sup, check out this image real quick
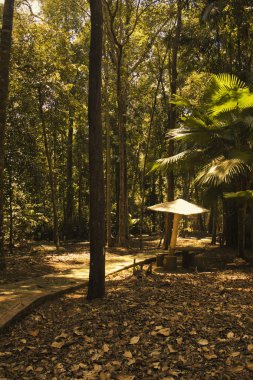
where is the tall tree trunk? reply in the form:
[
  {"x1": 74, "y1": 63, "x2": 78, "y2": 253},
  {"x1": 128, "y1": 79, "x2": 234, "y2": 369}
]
[
  {"x1": 237, "y1": 200, "x2": 246, "y2": 258},
  {"x1": 117, "y1": 47, "x2": 128, "y2": 247},
  {"x1": 139, "y1": 65, "x2": 164, "y2": 249},
  {"x1": 64, "y1": 109, "x2": 74, "y2": 240},
  {"x1": 8, "y1": 164, "x2": 13, "y2": 254},
  {"x1": 38, "y1": 86, "x2": 60, "y2": 249},
  {"x1": 104, "y1": 48, "x2": 112, "y2": 247},
  {"x1": 0, "y1": 0, "x2": 15, "y2": 276},
  {"x1": 164, "y1": 0, "x2": 182, "y2": 250},
  {"x1": 87, "y1": 0, "x2": 105, "y2": 300}
]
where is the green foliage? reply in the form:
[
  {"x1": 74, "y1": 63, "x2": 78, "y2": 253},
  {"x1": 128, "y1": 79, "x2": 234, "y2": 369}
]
[{"x1": 224, "y1": 190, "x2": 253, "y2": 199}]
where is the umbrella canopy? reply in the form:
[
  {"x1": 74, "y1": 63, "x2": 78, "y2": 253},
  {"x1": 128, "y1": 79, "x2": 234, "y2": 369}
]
[{"x1": 148, "y1": 198, "x2": 208, "y2": 216}]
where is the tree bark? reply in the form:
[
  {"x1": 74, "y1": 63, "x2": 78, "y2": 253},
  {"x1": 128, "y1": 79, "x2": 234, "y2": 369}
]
[
  {"x1": 64, "y1": 109, "x2": 74, "y2": 240},
  {"x1": 117, "y1": 46, "x2": 128, "y2": 247},
  {"x1": 38, "y1": 86, "x2": 60, "y2": 249},
  {"x1": 237, "y1": 200, "x2": 246, "y2": 258},
  {"x1": 104, "y1": 46, "x2": 112, "y2": 247},
  {"x1": 164, "y1": 0, "x2": 182, "y2": 250},
  {"x1": 0, "y1": 0, "x2": 15, "y2": 276},
  {"x1": 87, "y1": 0, "x2": 105, "y2": 300}
]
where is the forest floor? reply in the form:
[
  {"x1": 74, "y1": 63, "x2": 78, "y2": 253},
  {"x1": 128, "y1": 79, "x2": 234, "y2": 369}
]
[
  {"x1": 1, "y1": 235, "x2": 218, "y2": 284},
  {"x1": 0, "y1": 266, "x2": 253, "y2": 380},
  {"x1": 1, "y1": 237, "x2": 253, "y2": 379}
]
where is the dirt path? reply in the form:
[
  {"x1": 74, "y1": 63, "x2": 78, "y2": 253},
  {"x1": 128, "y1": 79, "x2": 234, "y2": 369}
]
[{"x1": 0, "y1": 252, "x2": 155, "y2": 331}]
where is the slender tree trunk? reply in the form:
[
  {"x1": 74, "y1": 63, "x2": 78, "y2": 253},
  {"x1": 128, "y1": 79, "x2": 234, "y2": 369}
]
[
  {"x1": 211, "y1": 203, "x2": 217, "y2": 245},
  {"x1": 139, "y1": 66, "x2": 164, "y2": 249},
  {"x1": 0, "y1": 0, "x2": 15, "y2": 276},
  {"x1": 117, "y1": 47, "x2": 128, "y2": 247},
  {"x1": 64, "y1": 109, "x2": 74, "y2": 240},
  {"x1": 8, "y1": 164, "x2": 13, "y2": 254},
  {"x1": 38, "y1": 86, "x2": 60, "y2": 249},
  {"x1": 87, "y1": 0, "x2": 105, "y2": 300},
  {"x1": 164, "y1": 0, "x2": 182, "y2": 250},
  {"x1": 104, "y1": 49, "x2": 112, "y2": 247},
  {"x1": 237, "y1": 200, "x2": 246, "y2": 258}
]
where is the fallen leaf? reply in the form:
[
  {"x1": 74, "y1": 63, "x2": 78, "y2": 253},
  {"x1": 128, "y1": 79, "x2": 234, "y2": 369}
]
[
  {"x1": 26, "y1": 366, "x2": 33, "y2": 372},
  {"x1": 230, "y1": 352, "x2": 240, "y2": 357},
  {"x1": 176, "y1": 337, "x2": 183, "y2": 345},
  {"x1": 103, "y1": 344, "x2": 109, "y2": 353},
  {"x1": 158, "y1": 328, "x2": 170, "y2": 337},
  {"x1": 246, "y1": 362, "x2": 253, "y2": 372},
  {"x1": 247, "y1": 344, "x2": 253, "y2": 352},
  {"x1": 55, "y1": 332, "x2": 68, "y2": 339},
  {"x1": 94, "y1": 364, "x2": 102, "y2": 372},
  {"x1": 28, "y1": 330, "x2": 39, "y2": 337},
  {"x1": 73, "y1": 328, "x2": 83, "y2": 336},
  {"x1": 168, "y1": 345, "x2": 177, "y2": 353},
  {"x1": 130, "y1": 336, "x2": 140, "y2": 345},
  {"x1": 198, "y1": 339, "x2": 209, "y2": 346},
  {"x1": 204, "y1": 354, "x2": 217, "y2": 360},
  {"x1": 123, "y1": 351, "x2": 133, "y2": 359},
  {"x1": 228, "y1": 365, "x2": 244, "y2": 373},
  {"x1": 51, "y1": 341, "x2": 65, "y2": 349},
  {"x1": 71, "y1": 364, "x2": 80, "y2": 372},
  {"x1": 227, "y1": 332, "x2": 234, "y2": 339},
  {"x1": 100, "y1": 372, "x2": 106, "y2": 380}
]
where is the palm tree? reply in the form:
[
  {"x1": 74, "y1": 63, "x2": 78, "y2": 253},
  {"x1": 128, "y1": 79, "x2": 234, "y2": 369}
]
[{"x1": 152, "y1": 73, "x2": 253, "y2": 257}]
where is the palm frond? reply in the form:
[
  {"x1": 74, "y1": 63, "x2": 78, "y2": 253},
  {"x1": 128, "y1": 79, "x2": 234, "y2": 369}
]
[
  {"x1": 205, "y1": 74, "x2": 253, "y2": 116},
  {"x1": 170, "y1": 94, "x2": 193, "y2": 108},
  {"x1": 195, "y1": 156, "x2": 250, "y2": 186},
  {"x1": 150, "y1": 149, "x2": 203, "y2": 172}
]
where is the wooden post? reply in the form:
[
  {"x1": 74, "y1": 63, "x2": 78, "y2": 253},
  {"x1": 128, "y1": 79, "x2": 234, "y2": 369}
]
[{"x1": 169, "y1": 213, "x2": 181, "y2": 254}]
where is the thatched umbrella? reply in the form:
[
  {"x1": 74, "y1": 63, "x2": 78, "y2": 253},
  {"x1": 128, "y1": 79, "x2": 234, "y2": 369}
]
[{"x1": 148, "y1": 198, "x2": 208, "y2": 254}]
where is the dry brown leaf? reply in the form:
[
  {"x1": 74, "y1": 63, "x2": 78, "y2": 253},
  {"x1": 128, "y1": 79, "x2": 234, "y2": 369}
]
[
  {"x1": 55, "y1": 332, "x2": 68, "y2": 339},
  {"x1": 227, "y1": 332, "x2": 234, "y2": 339},
  {"x1": 130, "y1": 336, "x2": 140, "y2": 345},
  {"x1": 35, "y1": 367, "x2": 43, "y2": 372},
  {"x1": 198, "y1": 339, "x2": 209, "y2": 346},
  {"x1": 230, "y1": 352, "x2": 240, "y2": 357},
  {"x1": 51, "y1": 341, "x2": 65, "y2": 349},
  {"x1": 150, "y1": 350, "x2": 161, "y2": 357},
  {"x1": 168, "y1": 345, "x2": 177, "y2": 353},
  {"x1": 28, "y1": 330, "x2": 39, "y2": 337},
  {"x1": 246, "y1": 362, "x2": 253, "y2": 372},
  {"x1": 123, "y1": 351, "x2": 133, "y2": 359},
  {"x1": 71, "y1": 364, "x2": 80, "y2": 372},
  {"x1": 94, "y1": 364, "x2": 102, "y2": 372},
  {"x1": 73, "y1": 328, "x2": 83, "y2": 336},
  {"x1": 100, "y1": 372, "x2": 106, "y2": 380},
  {"x1": 26, "y1": 366, "x2": 33, "y2": 372},
  {"x1": 158, "y1": 328, "x2": 170, "y2": 337},
  {"x1": 228, "y1": 365, "x2": 244, "y2": 373},
  {"x1": 117, "y1": 375, "x2": 135, "y2": 380},
  {"x1": 176, "y1": 337, "x2": 183, "y2": 345},
  {"x1": 103, "y1": 344, "x2": 109, "y2": 353},
  {"x1": 247, "y1": 344, "x2": 253, "y2": 352},
  {"x1": 204, "y1": 354, "x2": 217, "y2": 360}
]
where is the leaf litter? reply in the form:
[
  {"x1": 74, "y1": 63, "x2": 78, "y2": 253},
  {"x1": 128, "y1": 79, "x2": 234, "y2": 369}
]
[{"x1": 0, "y1": 269, "x2": 253, "y2": 379}]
